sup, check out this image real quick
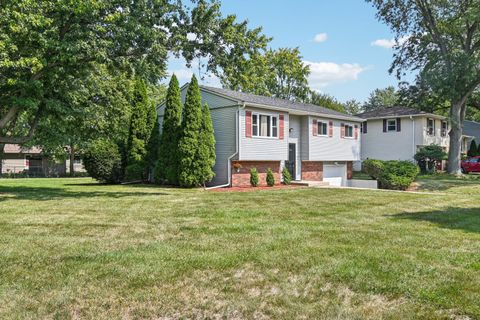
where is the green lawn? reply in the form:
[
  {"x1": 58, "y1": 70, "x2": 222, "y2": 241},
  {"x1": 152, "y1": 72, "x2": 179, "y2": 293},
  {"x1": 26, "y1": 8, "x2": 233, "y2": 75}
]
[{"x1": 0, "y1": 178, "x2": 479, "y2": 319}]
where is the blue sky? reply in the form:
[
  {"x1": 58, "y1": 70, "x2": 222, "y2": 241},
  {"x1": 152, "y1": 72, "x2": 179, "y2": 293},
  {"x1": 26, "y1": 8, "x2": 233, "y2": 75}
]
[{"x1": 168, "y1": 0, "x2": 408, "y2": 103}]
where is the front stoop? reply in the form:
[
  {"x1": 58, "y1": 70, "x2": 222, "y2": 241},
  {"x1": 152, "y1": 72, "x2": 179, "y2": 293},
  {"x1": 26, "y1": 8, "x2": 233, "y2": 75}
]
[{"x1": 291, "y1": 180, "x2": 330, "y2": 187}]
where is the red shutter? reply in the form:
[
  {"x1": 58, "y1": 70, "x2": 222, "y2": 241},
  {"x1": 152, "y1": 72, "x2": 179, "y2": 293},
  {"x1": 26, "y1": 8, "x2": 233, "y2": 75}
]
[
  {"x1": 279, "y1": 114, "x2": 284, "y2": 140},
  {"x1": 245, "y1": 111, "x2": 252, "y2": 138},
  {"x1": 312, "y1": 119, "x2": 318, "y2": 136},
  {"x1": 354, "y1": 124, "x2": 359, "y2": 139},
  {"x1": 328, "y1": 121, "x2": 333, "y2": 137},
  {"x1": 340, "y1": 123, "x2": 345, "y2": 138}
]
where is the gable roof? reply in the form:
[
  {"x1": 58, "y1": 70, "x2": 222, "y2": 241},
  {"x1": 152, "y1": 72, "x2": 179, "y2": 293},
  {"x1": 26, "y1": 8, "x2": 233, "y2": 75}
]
[
  {"x1": 356, "y1": 106, "x2": 446, "y2": 120},
  {"x1": 464, "y1": 120, "x2": 480, "y2": 141},
  {"x1": 199, "y1": 85, "x2": 363, "y2": 122}
]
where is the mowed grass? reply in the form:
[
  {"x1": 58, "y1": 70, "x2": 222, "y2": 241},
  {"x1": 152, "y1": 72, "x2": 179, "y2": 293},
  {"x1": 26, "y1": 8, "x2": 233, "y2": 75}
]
[{"x1": 0, "y1": 178, "x2": 479, "y2": 319}]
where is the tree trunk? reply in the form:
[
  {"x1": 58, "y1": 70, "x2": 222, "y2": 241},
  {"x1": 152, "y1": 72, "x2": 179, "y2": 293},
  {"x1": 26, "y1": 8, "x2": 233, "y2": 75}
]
[
  {"x1": 447, "y1": 101, "x2": 463, "y2": 175},
  {"x1": 69, "y1": 145, "x2": 75, "y2": 177}
]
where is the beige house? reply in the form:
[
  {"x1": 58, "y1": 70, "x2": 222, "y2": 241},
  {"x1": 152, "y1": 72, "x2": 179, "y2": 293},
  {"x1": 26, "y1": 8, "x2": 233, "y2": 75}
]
[
  {"x1": 356, "y1": 106, "x2": 473, "y2": 170},
  {"x1": 1, "y1": 144, "x2": 85, "y2": 176}
]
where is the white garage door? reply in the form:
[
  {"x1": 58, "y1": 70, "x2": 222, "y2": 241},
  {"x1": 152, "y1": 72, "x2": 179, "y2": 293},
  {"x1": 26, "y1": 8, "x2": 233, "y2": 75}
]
[{"x1": 323, "y1": 164, "x2": 347, "y2": 187}]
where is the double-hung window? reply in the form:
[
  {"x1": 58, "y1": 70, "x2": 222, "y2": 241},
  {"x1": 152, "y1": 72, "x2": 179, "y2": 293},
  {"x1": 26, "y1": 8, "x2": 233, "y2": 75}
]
[
  {"x1": 387, "y1": 119, "x2": 397, "y2": 132},
  {"x1": 344, "y1": 124, "x2": 354, "y2": 138},
  {"x1": 317, "y1": 121, "x2": 328, "y2": 136},
  {"x1": 427, "y1": 118, "x2": 435, "y2": 136},
  {"x1": 252, "y1": 113, "x2": 278, "y2": 138},
  {"x1": 441, "y1": 121, "x2": 448, "y2": 137}
]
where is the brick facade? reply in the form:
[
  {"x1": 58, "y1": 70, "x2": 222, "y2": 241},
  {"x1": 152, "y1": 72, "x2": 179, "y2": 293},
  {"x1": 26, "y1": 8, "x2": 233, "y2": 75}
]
[
  {"x1": 231, "y1": 161, "x2": 281, "y2": 187},
  {"x1": 347, "y1": 161, "x2": 353, "y2": 179},
  {"x1": 301, "y1": 161, "x2": 323, "y2": 181}
]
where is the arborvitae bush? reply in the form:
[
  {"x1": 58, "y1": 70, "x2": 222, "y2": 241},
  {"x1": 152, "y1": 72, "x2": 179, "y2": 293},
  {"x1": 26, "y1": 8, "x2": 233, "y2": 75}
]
[
  {"x1": 282, "y1": 167, "x2": 292, "y2": 185},
  {"x1": 250, "y1": 168, "x2": 259, "y2": 187},
  {"x1": 266, "y1": 168, "x2": 275, "y2": 187}
]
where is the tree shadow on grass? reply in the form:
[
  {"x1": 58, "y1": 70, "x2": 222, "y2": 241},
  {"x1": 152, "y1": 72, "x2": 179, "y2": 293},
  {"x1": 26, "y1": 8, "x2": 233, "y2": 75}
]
[
  {"x1": 415, "y1": 175, "x2": 480, "y2": 192},
  {"x1": 388, "y1": 207, "x2": 480, "y2": 233},
  {"x1": 0, "y1": 185, "x2": 170, "y2": 202}
]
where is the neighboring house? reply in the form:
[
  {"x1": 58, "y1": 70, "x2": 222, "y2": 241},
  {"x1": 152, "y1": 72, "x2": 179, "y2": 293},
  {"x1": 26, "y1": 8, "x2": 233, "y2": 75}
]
[
  {"x1": 0, "y1": 144, "x2": 85, "y2": 176},
  {"x1": 464, "y1": 120, "x2": 480, "y2": 145},
  {"x1": 356, "y1": 106, "x2": 472, "y2": 170},
  {"x1": 157, "y1": 85, "x2": 363, "y2": 187}
]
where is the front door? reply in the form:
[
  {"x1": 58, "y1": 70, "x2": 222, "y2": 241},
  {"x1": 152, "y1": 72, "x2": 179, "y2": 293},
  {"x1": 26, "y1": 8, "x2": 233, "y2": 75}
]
[{"x1": 286, "y1": 143, "x2": 296, "y2": 180}]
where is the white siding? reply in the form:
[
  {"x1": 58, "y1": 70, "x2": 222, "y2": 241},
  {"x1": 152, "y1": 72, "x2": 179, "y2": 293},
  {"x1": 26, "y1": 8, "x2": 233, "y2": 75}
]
[
  {"x1": 239, "y1": 107, "x2": 288, "y2": 161},
  {"x1": 416, "y1": 117, "x2": 449, "y2": 148},
  {"x1": 308, "y1": 116, "x2": 361, "y2": 161},
  {"x1": 361, "y1": 118, "x2": 415, "y2": 161}
]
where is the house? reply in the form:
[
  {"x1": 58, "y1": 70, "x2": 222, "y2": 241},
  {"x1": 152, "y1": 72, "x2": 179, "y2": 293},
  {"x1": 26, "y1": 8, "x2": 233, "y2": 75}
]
[
  {"x1": 464, "y1": 120, "x2": 480, "y2": 145},
  {"x1": 0, "y1": 144, "x2": 85, "y2": 176},
  {"x1": 157, "y1": 85, "x2": 363, "y2": 187},
  {"x1": 356, "y1": 106, "x2": 472, "y2": 169}
]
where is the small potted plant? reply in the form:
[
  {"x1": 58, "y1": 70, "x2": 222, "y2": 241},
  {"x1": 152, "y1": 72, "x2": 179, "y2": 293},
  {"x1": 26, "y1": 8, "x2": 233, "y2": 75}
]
[{"x1": 233, "y1": 162, "x2": 243, "y2": 173}]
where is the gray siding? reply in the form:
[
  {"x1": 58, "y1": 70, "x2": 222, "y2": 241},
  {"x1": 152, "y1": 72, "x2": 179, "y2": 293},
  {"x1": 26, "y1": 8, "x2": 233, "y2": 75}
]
[
  {"x1": 239, "y1": 107, "x2": 288, "y2": 161},
  {"x1": 209, "y1": 106, "x2": 237, "y2": 186},
  {"x1": 308, "y1": 116, "x2": 361, "y2": 161},
  {"x1": 300, "y1": 116, "x2": 310, "y2": 160}
]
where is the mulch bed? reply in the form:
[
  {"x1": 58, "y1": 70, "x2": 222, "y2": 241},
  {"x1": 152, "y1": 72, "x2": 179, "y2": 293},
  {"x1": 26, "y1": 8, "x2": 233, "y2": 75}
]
[{"x1": 209, "y1": 184, "x2": 306, "y2": 192}]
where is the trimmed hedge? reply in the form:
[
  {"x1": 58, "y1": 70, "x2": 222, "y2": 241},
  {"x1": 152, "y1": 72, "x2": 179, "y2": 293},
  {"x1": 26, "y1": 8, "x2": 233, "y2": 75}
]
[
  {"x1": 363, "y1": 159, "x2": 419, "y2": 190},
  {"x1": 83, "y1": 139, "x2": 122, "y2": 183},
  {"x1": 250, "y1": 168, "x2": 259, "y2": 187},
  {"x1": 282, "y1": 167, "x2": 292, "y2": 185},
  {"x1": 266, "y1": 168, "x2": 275, "y2": 187}
]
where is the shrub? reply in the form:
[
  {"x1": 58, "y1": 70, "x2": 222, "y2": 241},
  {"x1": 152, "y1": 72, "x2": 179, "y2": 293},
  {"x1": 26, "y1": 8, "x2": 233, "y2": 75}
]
[
  {"x1": 266, "y1": 168, "x2": 275, "y2": 187},
  {"x1": 362, "y1": 159, "x2": 385, "y2": 179},
  {"x1": 282, "y1": 167, "x2": 292, "y2": 185},
  {"x1": 414, "y1": 144, "x2": 447, "y2": 173},
  {"x1": 83, "y1": 139, "x2": 122, "y2": 183},
  {"x1": 379, "y1": 160, "x2": 419, "y2": 190},
  {"x1": 467, "y1": 140, "x2": 478, "y2": 157},
  {"x1": 250, "y1": 168, "x2": 259, "y2": 187},
  {"x1": 125, "y1": 161, "x2": 146, "y2": 181}
]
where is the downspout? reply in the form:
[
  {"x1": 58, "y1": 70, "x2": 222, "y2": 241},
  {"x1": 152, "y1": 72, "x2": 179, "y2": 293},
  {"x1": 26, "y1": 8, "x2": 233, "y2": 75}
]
[{"x1": 206, "y1": 103, "x2": 245, "y2": 189}]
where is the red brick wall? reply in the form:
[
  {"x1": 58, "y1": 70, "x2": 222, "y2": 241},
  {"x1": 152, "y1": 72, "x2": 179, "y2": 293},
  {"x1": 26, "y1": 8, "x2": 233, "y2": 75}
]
[
  {"x1": 347, "y1": 161, "x2": 353, "y2": 179},
  {"x1": 301, "y1": 161, "x2": 323, "y2": 181},
  {"x1": 231, "y1": 161, "x2": 281, "y2": 187}
]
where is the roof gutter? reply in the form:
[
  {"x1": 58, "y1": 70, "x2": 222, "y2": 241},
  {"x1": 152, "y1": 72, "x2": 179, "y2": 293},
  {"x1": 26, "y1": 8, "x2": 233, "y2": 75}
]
[{"x1": 206, "y1": 103, "x2": 245, "y2": 190}]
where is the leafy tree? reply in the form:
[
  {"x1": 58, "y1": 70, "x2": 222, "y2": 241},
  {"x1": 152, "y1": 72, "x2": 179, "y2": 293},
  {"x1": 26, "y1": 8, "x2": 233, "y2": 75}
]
[
  {"x1": 0, "y1": 0, "x2": 269, "y2": 146},
  {"x1": 146, "y1": 115, "x2": 161, "y2": 182},
  {"x1": 414, "y1": 144, "x2": 448, "y2": 173},
  {"x1": 344, "y1": 99, "x2": 363, "y2": 115},
  {"x1": 157, "y1": 75, "x2": 183, "y2": 184},
  {"x1": 468, "y1": 140, "x2": 478, "y2": 157},
  {"x1": 83, "y1": 139, "x2": 122, "y2": 184},
  {"x1": 307, "y1": 92, "x2": 346, "y2": 113},
  {"x1": 367, "y1": 0, "x2": 480, "y2": 174},
  {"x1": 125, "y1": 78, "x2": 154, "y2": 180},
  {"x1": 221, "y1": 48, "x2": 310, "y2": 102},
  {"x1": 198, "y1": 103, "x2": 216, "y2": 186},
  {"x1": 363, "y1": 86, "x2": 399, "y2": 112},
  {"x1": 178, "y1": 75, "x2": 203, "y2": 187}
]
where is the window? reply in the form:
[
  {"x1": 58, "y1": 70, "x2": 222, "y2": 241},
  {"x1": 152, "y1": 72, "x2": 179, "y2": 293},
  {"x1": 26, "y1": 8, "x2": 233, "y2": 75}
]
[
  {"x1": 74, "y1": 157, "x2": 82, "y2": 164},
  {"x1": 344, "y1": 124, "x2": 354, "y2": 138},
  {"x1": 317, "y1": 121, "x2": 328, "y2": 136},
  {"x1": 387, "y1": 119, "x2": 397, "y2": 132},
  {"x1": 252, "y1": 113, "x2": 278, "y2": 138},
  {"x1": 441, "y1": 121, "x2": 448, "y2": 137},
  {"x1": 427, "y1": 118, "x2": 435, "y2": 135}
]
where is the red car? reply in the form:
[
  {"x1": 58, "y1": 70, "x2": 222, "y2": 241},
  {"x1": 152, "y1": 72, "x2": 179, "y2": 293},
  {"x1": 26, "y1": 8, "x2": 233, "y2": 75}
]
[{"x1": 461, "y1": 156, "x2": 480, "y2": 173}]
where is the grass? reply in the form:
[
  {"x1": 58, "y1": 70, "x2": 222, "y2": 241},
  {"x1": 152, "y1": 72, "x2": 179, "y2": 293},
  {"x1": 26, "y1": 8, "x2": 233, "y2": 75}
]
[{"x1": 0, "y1": 177, "x2": 479, "y2": 319}]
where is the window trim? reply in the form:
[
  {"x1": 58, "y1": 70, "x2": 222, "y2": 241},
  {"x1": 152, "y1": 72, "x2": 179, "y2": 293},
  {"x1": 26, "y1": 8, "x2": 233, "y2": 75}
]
[
  {"x1": 251, "y1": 112, "x2": 279, "y2": 139},
  {"x1": 427, "y1": 118, "x2": 435, "y2": 136},
  {"x1": 344, "y1": 124, "x2": 354, "y2": 139},
  {"x1": 316, "y1": 120, "x2": 328, "y2": 137},
  {"x1": 386, "y1": 118, "x2": 397, "y2": 132},
  {"x1": 441, "y1": 121, "x2": 448, "y2": 137}
]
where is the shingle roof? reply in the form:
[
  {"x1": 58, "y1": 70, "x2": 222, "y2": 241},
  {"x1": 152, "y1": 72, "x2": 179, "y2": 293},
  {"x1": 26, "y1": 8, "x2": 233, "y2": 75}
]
[
  {"x1": 464, "y1": 120, "x2": 480, "y2": 141},
  {"x1": 200, "y1": 85, "x2": 363, "y2": 121},
  {"x1": 356, "y1": 106, "x2": 444, "y2": 119}
]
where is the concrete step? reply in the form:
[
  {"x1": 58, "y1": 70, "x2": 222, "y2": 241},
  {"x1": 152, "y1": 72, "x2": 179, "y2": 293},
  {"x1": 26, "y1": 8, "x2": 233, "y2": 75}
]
[{"x1": 291, "y1": 180, "x2": 330, "y2": 187}]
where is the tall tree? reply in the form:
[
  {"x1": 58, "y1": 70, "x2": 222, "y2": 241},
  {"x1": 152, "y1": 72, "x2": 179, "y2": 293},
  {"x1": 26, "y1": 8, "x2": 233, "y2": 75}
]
[
  {"x1": 307, "y1": 92, "x2": 346, "y2": 113},
  {"x1": 178, "y1": 75, "x2": 203, "y2": 187},
  {"x1": 0, "y1": 0, "x2": 269, "y2": 146},
  {"x1": 344, "y1": 99, "x2": 363, "y2": 115},
  {"x1": 367, "y1": 0, "x2": 480, "y2": 174},
  {"x1": 124, "y1": 78, "x2": 154, "y2": 180},
  {"x1": 157, "y1": 75, "x2": 183, "y2": 184},
  {"x1": 363, "y1": 86, "x2": 400, "y2": 112},
  {"x1": 198, "y1": 103, "x2": 216, "y2": 186},
  {"x1": 221, "y1": 48, "x2": 310, "y2": 102}
]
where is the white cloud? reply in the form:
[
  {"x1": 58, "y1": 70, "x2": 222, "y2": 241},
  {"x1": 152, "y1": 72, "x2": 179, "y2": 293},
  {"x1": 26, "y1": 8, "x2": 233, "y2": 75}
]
[
  {"x1": 313, "y1": 33, "x2": 328, "y2": 43},
  {"x1": 371, "y1": 36, "x2": 409, "y2": 49},
  {"x1": 303, "y1": 61, "x2": 367, "y2": 90}
]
